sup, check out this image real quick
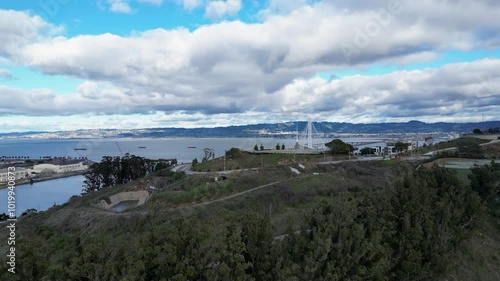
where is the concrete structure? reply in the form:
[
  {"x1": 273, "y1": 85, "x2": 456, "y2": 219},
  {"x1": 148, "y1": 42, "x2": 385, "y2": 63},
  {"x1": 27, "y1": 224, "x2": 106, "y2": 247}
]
[
  {"x1": 32, "y1": 161, "x2": 88, "y2": 174},
  {"x1": 92, "y1": 191, "x2": 150, "y2": 211},
  {"x1": 0, "y1": 167, "x2": 32, "y2": 183}
]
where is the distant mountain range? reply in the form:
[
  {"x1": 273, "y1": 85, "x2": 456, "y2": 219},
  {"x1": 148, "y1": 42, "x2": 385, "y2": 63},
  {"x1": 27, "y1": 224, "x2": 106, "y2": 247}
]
[{"x1": 1, "y1": 121, "x2": 500, "y2": 139}]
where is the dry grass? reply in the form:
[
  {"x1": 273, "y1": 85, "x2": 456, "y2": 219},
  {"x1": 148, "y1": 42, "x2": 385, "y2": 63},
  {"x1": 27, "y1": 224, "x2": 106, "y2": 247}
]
[
  {"x1": 482, "y1": 142, "x2": 500, "y2": 159},
  {"x1": 192, "y1": 151, "x2": 348, "y2": 172}
]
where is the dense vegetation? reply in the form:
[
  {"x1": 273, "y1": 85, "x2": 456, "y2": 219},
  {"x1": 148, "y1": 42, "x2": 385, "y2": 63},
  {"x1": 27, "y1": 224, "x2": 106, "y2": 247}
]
[
  {"x1": 325, "y1": 139, "x2": 354, "y2": 155},
  {"x1": 191, "y1": 150, "x2": 333, "y2": 172},
  {"x1": 82, "y1": 154, "x2": 172, "y2": 194},
  {"x1": 416, "y1": 137, "x2": 489, "y2": 158},
  {"x1": 360, "y1": 147, "x2": 376, "y2": 155},
  {"x1": 469, "y1": 161, "x2": 500, "y2": 212},
  {"x1": 1, "y1": 161, "x2": 499, "y2": 280},
  {"x1": 472, "y1": 127, "x2": 500, "y2": 135}
]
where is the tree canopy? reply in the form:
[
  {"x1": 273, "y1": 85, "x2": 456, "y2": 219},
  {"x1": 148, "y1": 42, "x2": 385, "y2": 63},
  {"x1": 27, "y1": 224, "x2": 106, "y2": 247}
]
[
  {"x1": 393, "y1": 141, "x2": 410, "y2": 152},
  {"x1": 82, "y1": 154, "x2": 166, "y2": 194},
  {"x1": 360, "y1": 147, "x2": 376, "y2": 155},
  {"x1": 325, "y1": 139, "x2": 354, "y2": 155},
  {"x1": 3, "y1": 163, "x2": 497, "y2": 281}
]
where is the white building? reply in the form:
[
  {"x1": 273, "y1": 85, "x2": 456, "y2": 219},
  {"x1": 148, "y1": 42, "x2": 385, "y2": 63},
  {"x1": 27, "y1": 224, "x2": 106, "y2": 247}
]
[
  {"x1": 32, "y1": 162, "x2": 88, "y2": 174},
  {"x1": 0, "y1": 167, "x2": 32, "y2": 183}
]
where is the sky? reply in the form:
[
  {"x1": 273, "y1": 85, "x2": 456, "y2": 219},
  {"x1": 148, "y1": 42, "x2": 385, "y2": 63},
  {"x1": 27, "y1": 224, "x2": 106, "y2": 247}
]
[{"x1": 0, "y1": 0, "x2": 499, "y2": 133}]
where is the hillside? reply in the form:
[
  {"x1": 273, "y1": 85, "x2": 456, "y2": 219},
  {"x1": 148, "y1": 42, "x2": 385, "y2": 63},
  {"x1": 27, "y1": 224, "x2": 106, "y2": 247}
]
[
  {"x1": 1, "y1": 160, "x2": 499, "y2": 280},
  {"x1": 2, "y1": 120, "x2": 500, "y2": 139}
]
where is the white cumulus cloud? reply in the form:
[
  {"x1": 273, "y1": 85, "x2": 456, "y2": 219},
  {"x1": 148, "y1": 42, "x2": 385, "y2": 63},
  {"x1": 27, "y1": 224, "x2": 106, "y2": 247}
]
[
  {"x1": 205, "y1": 0, "x2": 242, "y2": 20},
  {"x1": 0, "y1": 69, "x2": 14, "y2": 81},
  {"x1": 178, "y1": 0, "x2": 204, "y2": 11},
  {"x1": 137, "y1": 0, "x2": 163, "y2": 5},
  {"x1": 108, "y1": 0, "x2": 134, "y2": 14},
  {"x1": 1, "y1": 1, "x2": 500, "y2": 127}
]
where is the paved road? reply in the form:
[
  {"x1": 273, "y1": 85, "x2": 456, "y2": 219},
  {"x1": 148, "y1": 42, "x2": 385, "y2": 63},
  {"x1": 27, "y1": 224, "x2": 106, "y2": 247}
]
[
  {"x1": 421, "y1": 139, "x2": 500, "y2": 156},
  {"x1": 480, "y1": 139, "x2": 500, "y2": 146},
  {"x1": 319, "y1": 155, "x2": 430, "y2": 165},
  {"x1": 171, "y1": 164, "x2": 255, "y2": 175},
  {"x1": 318, "y1": 157, "x2": 383, "y2": 165},
  {"x1": 423, "y1": 147, "x2": 458, "y2": 156},
  {"x1": 171, "y1": 164, "x2": 193, "y2": 173}
]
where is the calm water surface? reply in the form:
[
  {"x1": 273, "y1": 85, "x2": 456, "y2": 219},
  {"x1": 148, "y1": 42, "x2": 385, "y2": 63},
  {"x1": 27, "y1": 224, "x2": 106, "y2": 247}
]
[
  {"x1": 112, "y1": 200, "x2": 139, "y2": 212},
  {"x1": 0, "y1": 137, "x2": 384, "y2": 163},
  {"x1": 0, "y1": 175, "x2": 84, "y2": 217}
]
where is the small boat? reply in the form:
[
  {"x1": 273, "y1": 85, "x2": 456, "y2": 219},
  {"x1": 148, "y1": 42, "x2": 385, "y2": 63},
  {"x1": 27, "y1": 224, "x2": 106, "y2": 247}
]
[
  {"x1": 138, "y1": 146, "x2": 146, "y2": 149},
  {"x1": 188, "y1": 146, "x2": 196, "y2": 149},
  {"x1": 74, "y1": 148, "x2": 87, "y2": 151}
]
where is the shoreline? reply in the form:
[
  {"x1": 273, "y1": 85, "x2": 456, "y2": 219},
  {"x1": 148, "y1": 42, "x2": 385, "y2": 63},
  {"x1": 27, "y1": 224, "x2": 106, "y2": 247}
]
[{"x1": 0, "y1": 170, "x2": 87, "y2": 189}]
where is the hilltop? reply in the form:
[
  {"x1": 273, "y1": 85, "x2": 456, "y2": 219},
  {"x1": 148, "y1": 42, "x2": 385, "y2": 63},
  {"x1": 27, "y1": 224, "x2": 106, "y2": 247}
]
[{"x1": 1, "y1": 156, "x2": 499, "y2": 280}]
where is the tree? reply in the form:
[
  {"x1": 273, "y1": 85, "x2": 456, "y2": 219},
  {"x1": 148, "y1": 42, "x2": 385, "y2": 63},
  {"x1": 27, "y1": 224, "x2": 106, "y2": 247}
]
[
  {"x1": 254, "y1": 144, "x2": 259, "y2": 151},
  {"x1": 192, "y1": 158, "x2": 199, "y2": 167},
  {"x1": 456, "y1": 138, "x2": 485, "y2": 159},
  {"x1": 325, "y1": 139, "x2": 354, "y2": 155},
  {"x1": 209, "y1": 222, "x2": 253, "y2": 281},
  {"x1": 226, "y1": 147, "x2": 242, "y2": 158},
  {"x1": 154, "y1": 161, "x2": 169, "y2": 172},
  {"x1": 393, "y1": 142, "x2": 410, "y2": 153},
  {"x1": 21, "y1": 208, "x2": 38, "y2": 216},
  {"x1": 0, "y1": 213, "x2": 8, "y2": 221},
  {"x1": 360, "y1": 147, "x2": 375, "y2": 155},
  {"x1": 469, "y1": 162, "x2": 500, "y2": 203},
  {"x1": 260, "y1": 144, "x2": 264, "y2": 151},
  {"x1": 472, "y1": 128, "x2": 483, "y2": 135},
  {"x1": 241, "y1": 212, "x2": 274, "y2": 280},
  {"x1": 202, "y1": 148, "x2": 215, "y2": 162},
  {"x1": 276, "y1": 143, "x2": 281, "y2": 150},
  {"x1": 387, "y1": 166, "x2": 481, "y2": 279},
  {"x1": 281, "y1": 143, "x2": 285, "y2": 150},
  {"x1": 82, "y1": 155, "x2": 155, "y2": 194},
  {"x1": 486, "y1": 127, "x2": 500, "y2": 134}
]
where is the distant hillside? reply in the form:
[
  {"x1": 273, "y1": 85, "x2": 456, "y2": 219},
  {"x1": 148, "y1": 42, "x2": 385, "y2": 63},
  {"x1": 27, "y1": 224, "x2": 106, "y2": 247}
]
[{"x1": 1, "y1": 120, "x2": 500, "y2": 139}]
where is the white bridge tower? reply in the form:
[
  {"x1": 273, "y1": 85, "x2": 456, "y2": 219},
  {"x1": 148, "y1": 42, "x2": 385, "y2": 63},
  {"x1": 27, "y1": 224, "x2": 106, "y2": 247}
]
[{"x1": 298, "y1": 118, "x2": 326, "y2": 151}]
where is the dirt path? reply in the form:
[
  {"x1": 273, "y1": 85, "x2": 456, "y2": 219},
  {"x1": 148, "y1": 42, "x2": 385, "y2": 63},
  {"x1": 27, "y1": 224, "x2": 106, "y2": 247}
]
[
  {"x1": 195, "y1": 180, "x2": 283, "y2": 207},
  {"x1": 171, "y1": 163, "x2": 254, "y2": 175},
  {"x1": 190, "y1": 175, "x2": 313, "y2": 208}
]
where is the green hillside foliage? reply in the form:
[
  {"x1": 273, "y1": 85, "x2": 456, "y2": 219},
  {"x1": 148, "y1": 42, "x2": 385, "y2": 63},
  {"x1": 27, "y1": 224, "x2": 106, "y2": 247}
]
[
  {"x1": 325, "y1": 139, "x2": 354, "y2": 155},
  {"x1": 0, "y1": 163, "x2": 499, "y2": 280}
]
